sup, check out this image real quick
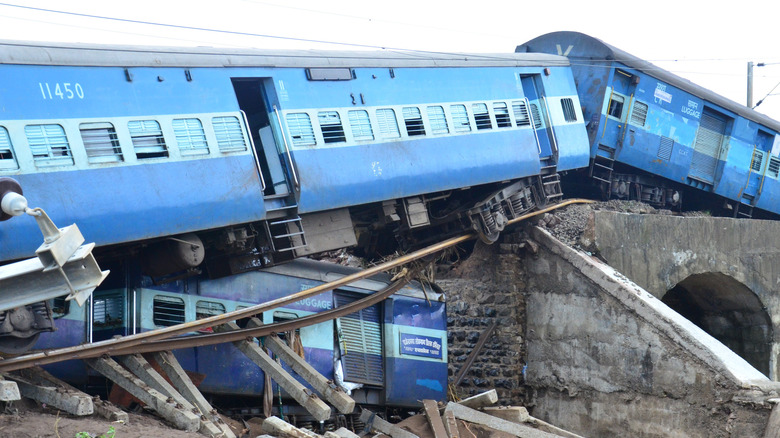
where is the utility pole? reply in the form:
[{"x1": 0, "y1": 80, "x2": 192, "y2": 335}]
[{"x1": 748, "y1": 61, "x2": 754, "y2": 108}]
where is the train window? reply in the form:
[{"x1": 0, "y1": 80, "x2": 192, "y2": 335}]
[
  {"x1": 751, "y1": 150, "x2": 765, "y2": 172},
  {"x1": 630, "y1": 101, "x2": 648, "y2": 127},
  {"x1": 376, "y1": 108, "x2": 401, "y2": 139},
  {"x1": 348, "y1": 110, "x2": 374, "y2": 141},
  {"x1": 512, "y1": 101, "x2": 531, "y2": 127},
  {"x1": 172, "y1": 118, "x2": 209, "y2": 155},
  {"x1": 427, "y1": 106, "x2": 449, "y2": 135},
  {"x1": 196, "y1": 300, "x2": 225, "y2": 319},
  {"x1": 529, "y1": 103, "x2": 543, "y2": 129},
  {"x1": 212, "y1": 116, "x2": 248, "y2": 152},
  {"x1": 560, "y1": 98, "x2": 578, "y2": 123},
  {"x1": 25, "y1": 124, "x2": 74, "y2": 167},
  {"x1": 0, "y1": 127, "x2": 18, "y2": 170},
  {"x1": 472, "y1": 103, "x2": 492, "y2": 130},
  {"x1": 51, "y1": 295, "x2": 70, "y2": 319},
  {"x1": 93, "y1": 293, "x2": 124, "y2": 326},
  {"x1": 129, "y1": 120, "x2": 168, "y2": 159},
  {"x1": 768, "y1": 157, "x2": 780, "y2": 178},
  {"x1": 318, "y1": 111, "x2": 347, "y2": 144},
  {"x1": 152, "y1": 295, "x2": 185, "y2": 327},
  {"x1": 80, "y1": 122, "x2": 123, "y2": 164},
  {"x1": 451, "y1": 105, "x2": 471, "y2": 132},
  {"x1": 402, "y1": 107, "x2": 426, "y2": 136},
  {"x1": 493, "y1": 102, "x2": 512, "y2": 128},
  {"x1": 286, "y1": 113, "x2": 316, "y2": 146},
  {"x1": 607, "y1": 93, "x2": 625, "y2": 120}
]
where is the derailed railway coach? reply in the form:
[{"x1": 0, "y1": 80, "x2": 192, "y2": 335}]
[
  {"x1": 0, "y1": 40, "x2": 590, "y2": 270},
  {"x1": 517, "y1": 32, "x2": 780, "y2": 218},
  {"x1": 34, "y1": 258, "x2": 447, "y2": 413}
]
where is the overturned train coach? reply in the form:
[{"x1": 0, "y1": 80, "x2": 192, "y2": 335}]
[
  {"x1": 0, "y1": 40, "x2": 589, "y2": 267},
  {"x1": 517, "y1": 32, "x2": 780, "y2": 218},
  {"x1": 35, "y1": 258, "x2": 447, "y2": 411}
]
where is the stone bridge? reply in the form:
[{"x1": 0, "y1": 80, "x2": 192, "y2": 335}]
[{"x1": 589, "y1": 211, "x2": 780, "y2": 379}]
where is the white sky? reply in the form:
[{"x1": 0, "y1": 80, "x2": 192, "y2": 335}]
[{"x1": 1, "y1": 0, "x2": 779, "y2": 121}]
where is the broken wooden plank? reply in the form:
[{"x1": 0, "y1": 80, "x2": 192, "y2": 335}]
[
  {"x1": 151, "y1": 350, "x2": 236, "y2": 438},
  {"x1": 118, "y1": 354, "x2": 223, "y2": 438},
  {"x1": 331, "y1": 427, "x2": 360, "y2": 438},
  {"x1": 483, "y1": 406, "x2": 530, "y2": 423},
  {"x1": 422, "y1": 400, "x2": 447, "y2": 438},
  {"x1": 444, "y1": 402, "x2": 559, "y2": 438},
  {"x1": 456, "y1": 389, "x2": 498, "y2": 409},
  {"x1": 452, "y1": 321, "x2": 497, "y2": 386},
  {"x1": 359, "y1": 409, "x2": 419, "y2": 438},
  {"x1": 215, "y1": 322, "x2": 331, "y2": 421},
  {"x1": 442, "y1": 410, "x2": 459, "y2": 438},
  {"x1": 85, "y1": 356, "x2": 200, "y2": 432},
  {"x1": 0, "y1": 375, "x2": 21, "y2": 401},
  {"x1": 254, "y1": 318, "x2": 354, "y2": 414},
  {"x1": 262, "y1": 416, "x2": 322, "y2": 438}
]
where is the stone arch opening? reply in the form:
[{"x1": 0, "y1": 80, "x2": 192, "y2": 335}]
[{"x1": 661, "y1": 272, "x2": 772, "y2": 376}]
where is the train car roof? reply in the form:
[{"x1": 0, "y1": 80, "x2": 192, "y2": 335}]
[
  {"x1": 0, "y1": 39, "x2": 568, "y2": 69},
  {"x1": 516, "y1": 31, "x2": 780, "y2": 133}
]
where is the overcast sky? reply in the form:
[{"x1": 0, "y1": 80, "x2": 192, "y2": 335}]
[{"x1": 1, "y1": 0, "x2": 779, "y2": 120}]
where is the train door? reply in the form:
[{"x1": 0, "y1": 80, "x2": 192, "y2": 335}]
[
  {"x1": 232, "y1": 79, "x2": 295, "y2": 197},
  {"x1": 334, "y1": 291, "x2": 384, "y2": 404},
  {"x1": 600, "y1": 70, "x2": 634, "y2": 150},
  {"x1": 232, "y1": 78, "x2": 306, "y2": 257},
  {"x1": 689, "y1": 109, "x2": 729, "y2": 184},
  {"x1": 520, "y1": 75, "x2": 555, "y2": 159},
  {"x1": 88, "y1": 264, "x2": 129, "y2": 343},
  {"x1": 741, "y1": 129, "x2": 774, "y2": 207}
]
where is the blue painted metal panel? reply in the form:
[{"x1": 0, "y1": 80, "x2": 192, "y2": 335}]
[
  {"x1": 295, "y1": 131, "x2": 542, "y2": 214},
  {"x1": 1, "y1": 155, "x2": 265, "y2": 261},
  {"x1": 384, "y1": 358, "x2": 447, "y2": 405}
]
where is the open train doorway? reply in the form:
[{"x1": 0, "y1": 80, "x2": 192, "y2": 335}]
[{"x1": 661, "y1": 273, "x2": 772, "y2": 377}]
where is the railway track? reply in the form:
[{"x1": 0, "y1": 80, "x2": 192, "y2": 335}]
[{"x1": 0, "y1": 199, "x2": 593, "y2": 373}]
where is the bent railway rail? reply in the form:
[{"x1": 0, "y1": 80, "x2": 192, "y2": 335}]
[{"x1": 0, "y1": 199, "x2": 594, "y2": 373}]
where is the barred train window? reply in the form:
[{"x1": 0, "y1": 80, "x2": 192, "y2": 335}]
[
  {"x1": 80, "y1": 122, "x2": 123, "y2": 164},
  {"x1": 129, "y1": 120, "x2": 168, "y2": 159},
  {"x1": 768, "y1": 157, "x2": 780, "y2": 178},
  {"x1": 450, "y1": 104, "x2": 471, "y2": 132},
  {"x1": 427, "y1": 106, "x2": 449, "y2": 135},
  {"x1": 25, "y1": 124, "x2": 73, "y2": 167},
  {"x1": 172, "y1": 118, "x2": 209, "y2": 155},
  {"x1": 630, "y1": 101, "x2": 648, "y2": 127},
  {"x1": 348, "y1": 110, "x2": 374, "y2": 141},
  {"x1": 0, "y1": 126, "x2": 18, "y2": 170},
  {"x1": 402, "y1": 107, "x2": 426, "y2": 136},
  {"x1": 286, "y1": 113, "x2": 316, "y2": 146},
  {"x1": 494, "y1": 102, "x2": 511, "y2": 128},
  {"x1": 212, "y1": 116, "x2": 247, "y2": 152},
  {"x1": 93, "y1": 292, "x2": 124, "y2": 326},
  {"x1": 196, "y1": 300, "x2": 225, "y2": 319},
  {"x1": 472, "y1": 103, "x2": 492, "y2": 130},
  {"x1": 512, "y1": 101, "x2": 531, "y2": 127},
  {"x1": 560, "y1": 98, "x2": 578, "y2": 123},
  {"x1": 319, "y1": 111, "x2": 346, "y2": 144},
  {"x1": 376, "y1": 109, "x2": 400, "y2": 139},
  {"x1": 153, "y1": 296, "x2": 186, "y2": 327}
]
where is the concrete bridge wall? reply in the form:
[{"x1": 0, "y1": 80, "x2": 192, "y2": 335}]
[{"x1": 590, "y1": 212, "x2": 780, "y2": 379}]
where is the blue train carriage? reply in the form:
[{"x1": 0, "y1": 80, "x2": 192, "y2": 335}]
[
  {"x1": 34, "y1": 258, "x2": 447, "y2": 409},
  {"x1": 0, "y1": 41, "x2": 588, "y2": 279},
  {"x1": 517, "y1": 32, "x2": 780, "y2": 217}
]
